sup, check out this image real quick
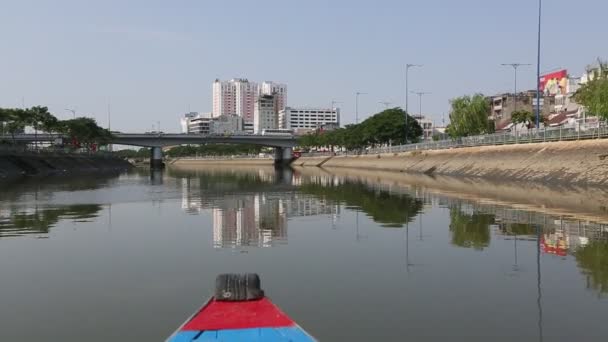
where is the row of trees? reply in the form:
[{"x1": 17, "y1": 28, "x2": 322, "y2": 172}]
[
  {"x1": 298, "y1": 108, "x2": 423, "y2": 150},
  {"x1": 0, "y1": 106, "x2": 112, "y2": 149}
]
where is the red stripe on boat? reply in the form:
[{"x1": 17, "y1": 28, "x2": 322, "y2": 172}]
[{"x1": 181, "y1": 298, "x2": 295, "y2": 331}]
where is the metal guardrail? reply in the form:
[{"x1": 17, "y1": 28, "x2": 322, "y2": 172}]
[{"x1": 303, "y1": 124, "x2": 608, "y2": 157}]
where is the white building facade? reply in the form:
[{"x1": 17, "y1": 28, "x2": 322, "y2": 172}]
[
  {"x1": 261, "y1": 81, "x2": 287, "y2": 114},
  {"x1": 412, "y1": 115, "x2": 434, "y2": 141},
  {"x1": 279, "y1": 107, "x2": 340, "y2": 133},
  {"x1": 180, "y1": 112, "x2": 199, "y2": 133},
  {"x1": 254, "y1": 95, "x2": 277, "y2": 134},
  {"x1": 181, "y1": 112, "x2": 243, "y2": 135}
]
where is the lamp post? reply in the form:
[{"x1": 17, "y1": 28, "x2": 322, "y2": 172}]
[
  {"x1": 405, "y1": 64, "x2": 422, "y2": 142},
  {"x1": 65, "y1": 108, "x2": 76, "y2": 119},
  {"x1": 355, "y1": 92, "x2": 367, "y2": 124},
  {"x1": 378, "y1": 101, "x2": 392, "y2": 110},
  {"x1": 535, "y1": 0, "x2": 542, "y2": 127},
  {"x1": 501, "y1": 63, "x2": 531, "y2": 112}
]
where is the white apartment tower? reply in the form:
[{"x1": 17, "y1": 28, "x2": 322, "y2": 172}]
[
  {"x1": 212, "y1": 78, "x2": 259, "y2": 121},
  {"x1": 261, "y1": 81, "x2": 287, "y2": 114}
]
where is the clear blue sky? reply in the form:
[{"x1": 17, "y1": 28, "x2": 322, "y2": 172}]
[{"x1": 1, "y1": 0, "x2": 606, "y2": 132}]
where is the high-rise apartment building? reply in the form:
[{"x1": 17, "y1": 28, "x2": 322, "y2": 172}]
[
  {"x1": 212, "y1": 78, "x2": 259, "y2": 120},
  {"x1": 212, "y1": 80, "x2": 236, "y2": 117},
  {"x1": 212, "y1": 79, "x2": 287, "y2": 131},
  {"x1": 261, "y1": 81, "x2": 287, "y2": 114}
]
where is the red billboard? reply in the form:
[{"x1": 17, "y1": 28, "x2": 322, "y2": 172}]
[{"x1": 539, "y1": 69, "x2": 568, "y2": 96}]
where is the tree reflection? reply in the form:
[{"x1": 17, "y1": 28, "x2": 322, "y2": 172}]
[
  {"x1": 449, "y1": 207, "x2": 493, "y2": 250},
  {"x1": 575, "y1": 239, "x2": 608, "y2": 294},
  {"x1": 300, "y1": 181, "x2": 423, "y2": 227},
  {"x1": 0, "y1": 204, "x2": 102, "y2": 238},
  {"x1": 498, "y1": 223, "x2": 537, "y2": 236}
]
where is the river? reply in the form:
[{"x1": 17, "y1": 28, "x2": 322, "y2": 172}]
[{"x1": 1, "y1": 166, "x2": 607, "y2": 341}]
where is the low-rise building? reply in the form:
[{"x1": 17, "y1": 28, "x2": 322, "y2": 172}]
[
  {"x1": 211, "y1": 114, "x2": 243, "y2": 135},
  {"x1": 181, "y1": 112, "x2": 243, "y2": 135},
  {"x1": 412, "y1": 115, "x2": 434, "y2": 141},
  {"x1": 488, "y1": 91, "x2": 554, "y2": 130},
  {"x1": 180, "y1": 112, "x2": 199, "y2": 133},
  {"x1": 279, "y1": 107, "x2": 340, "y2": 132}
]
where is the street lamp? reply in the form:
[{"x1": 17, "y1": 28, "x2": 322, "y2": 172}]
[
  {"x1": 405, "y1": 64, "x2": 423, "y2": 113},
  {"x1": 64, "y1": 108, "x2": 76, "y2": 119},
  {"x1": 378, "y1": 101, "x2": 392, "y2": 110},
  {"x1": 355, "y1": 92, "x2": 367, "y2": 124},
  {"x1": 535, "y1": 0, "x2": 542, "y2": 127},
  {"x1": 405, "y1": 64, "x2": 422, "y2": 143},
  {"x1": 501, "y1": 63, "x2": 531, "y2": 112}
]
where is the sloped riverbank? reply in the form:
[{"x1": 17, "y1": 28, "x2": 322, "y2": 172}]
[
  {"x1": 293, "y1": 139, "x2": 608, "y2": 186},
  {"x1": 0, "y1": 152, "x2": 132, "y2": 182}
]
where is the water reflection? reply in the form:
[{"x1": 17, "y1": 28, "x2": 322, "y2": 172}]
[
  {"x1": 449, "y1": 206, "x2": 493, "y2": 250},
  {"x1": 299, "y1": 177, "x2": 424, "y2": 228},
  {"x1": 178, "y1": 170, "x2": 339, "y2": 248},
  {"x1": 576, "y1": 240, "x2": 608, "y2": 294},
  {"x1": 0, "y1": 204, "x2": 102, "y2": 238}
]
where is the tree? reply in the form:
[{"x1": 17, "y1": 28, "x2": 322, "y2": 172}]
[
  {"x1": 61, "y1": 117, "x2": 113, "y2": 150},
  {"x1": 297, "y1": 108, "x2": 423, "y2": 151},
  {"x1": 575, "y1": 59, "x2": 608, "y2": 120},
  {"x1": 447, "y1": 94, "x2": 490, "y2": 138},
  {"x1": 5, "y1": 109, "x2": 27, "y2": 144}
]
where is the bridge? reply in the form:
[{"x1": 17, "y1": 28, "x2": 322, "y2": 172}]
[{"x1": 0, "y1": 133, "x2": 298, "y2": 168}]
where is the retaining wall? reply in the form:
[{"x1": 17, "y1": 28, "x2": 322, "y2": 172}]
[{"x1": 295, "y1": 140, "x2": 608, "y2": 186}]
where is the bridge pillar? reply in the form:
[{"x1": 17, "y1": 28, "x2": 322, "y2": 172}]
[
  {"x1": 273, "y1": 147, "x2": 293, "y2": 165},
  {"x1": 282, "y1": 147, "x2": 293, "y2": 163},
  {"x1": 274, "y1": 147, "x2": 283, "y2": 164},
  {"x1": 150, "y1": 146, "x2": 164, "y2": 169}
]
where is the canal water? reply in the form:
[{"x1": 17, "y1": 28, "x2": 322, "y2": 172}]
[{"x1": 1, "y1": 167, "x2": 607, "y2": 341}]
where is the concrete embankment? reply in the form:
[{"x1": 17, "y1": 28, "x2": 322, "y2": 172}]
[
  {"x1": 293, "y1": 140, "x2": 608, "y2": 186},
  {"x1": 0, "y1": 153, "x2": 132, "y2": 182}
]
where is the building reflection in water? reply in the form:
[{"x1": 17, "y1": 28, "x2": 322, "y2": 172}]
[{"x1": 180, "y1": 172, "x2": 341, "y2": 249}]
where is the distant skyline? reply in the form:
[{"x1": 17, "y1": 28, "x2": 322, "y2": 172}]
[{"x1": 1, "y1": 0, "x2": 607, "y2": 132}]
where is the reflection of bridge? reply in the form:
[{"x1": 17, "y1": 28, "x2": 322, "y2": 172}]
[{"x1": 1, "y1": 133, "x2": 298, "y2": 168}]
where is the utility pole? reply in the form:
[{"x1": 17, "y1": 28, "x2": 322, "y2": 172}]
[
  {"x1": 108, "y1": 103, "x2": 113, "y2": 152},
  {"x1": 355, "y1": 92, "x2": 367, "y2": 124},
  {"x1": 411, "y1": 91, "x2": 431, "y2": 118},
  {"x1": 535, "y1": 0, "x2": 543, "y2": 128},
  {"x1": 411, "y1": 91, "x2": 431, "y2": 141},
  {"x1": 501, "y1": 63, "x2": 531, "y2": 112},
  {"x1": 405, "y1": 64, "x2": 422, "y2": 143}
]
